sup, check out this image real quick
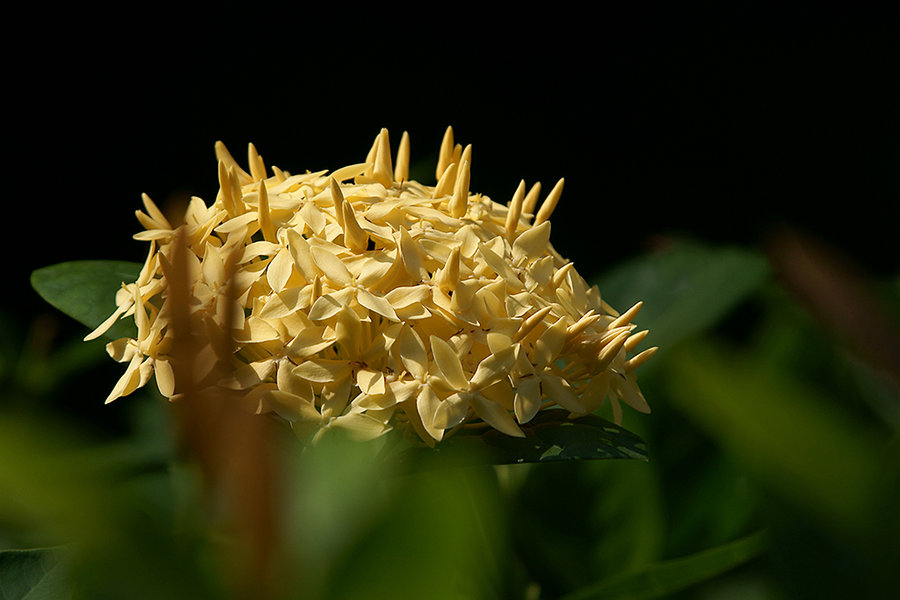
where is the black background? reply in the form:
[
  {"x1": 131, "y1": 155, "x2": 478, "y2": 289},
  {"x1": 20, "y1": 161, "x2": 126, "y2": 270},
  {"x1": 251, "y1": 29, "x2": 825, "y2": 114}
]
[{"x1": 8, "y1": 4, "x2": 899, "y2": 328}]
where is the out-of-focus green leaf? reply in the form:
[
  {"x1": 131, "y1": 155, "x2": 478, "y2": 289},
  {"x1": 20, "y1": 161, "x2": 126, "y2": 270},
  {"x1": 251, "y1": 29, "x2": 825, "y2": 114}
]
[
  {"x1": 388, "y1": 410, "x2": 648, "y2": 469},
  {"x1": 0, "y1": 411, "x2": 167, "y2": 546},
  {"x1": 0, "y1": 547, "x2": 70, "y2": 600},
  {"x1": 592, "y1": 240, "x2": 770, "y2": 356},
  {"x1": 276, "y1": 430, "x2": 507, "y2": 600},
  {"x1": 30, "y1": 261, "x2": 142, "y2": 340},
  {"x1": 663, "y1": 340, "x2": 882, "y2": 537},
  {"x1": 509, "y1": 458, "x2": 665, "y2": 598},
  {"x1": 0, "y1": 409, "x2": 223, "y2": 600},
  {"x1": 14, "y1": 337, "x2": 109, "y2": 398},
  {"x1": 559, "y1": 530, "x2": 768, "y2": 600},
  {"x1": 664, "y1": 454, "x2": 761, "y2": 555},
  {"x1": 588, "y1": 460, "x2": 665, "y2": 573}
]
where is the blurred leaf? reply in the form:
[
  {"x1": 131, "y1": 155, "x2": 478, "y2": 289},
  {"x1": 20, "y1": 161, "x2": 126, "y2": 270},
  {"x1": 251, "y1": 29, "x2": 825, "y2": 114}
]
[
  {"x1": 0, "y1": 415, "x2": 114, "y2": 540},
  {"x1": 593, "y1": 240, "x2": 770, "y2": 356},
  {"x1": 751, "y1": 284, "x2": 900, "y2": 429},
  {"x1": 275, "y1": 431, "x2": 507, "y2": 600},
  {"x1": 765, "y1": 227, "x2": 900, "y2": 392},
  {"x1": 30, "y1": 261, "x2": 142, "y2": 340},
  {"x1": 664, "y1": 454, "x2": 761, "y2": 555},
  {"x1": 559, "y1": 530, "x2": 768, "y2": 600},
  {"x1": 0, "y1": 411, "x2": 169, "y2": 546},
  {"x1": 320, "y1": 467, "x2": 505, "y2": 600},
  {"x1": 388, "y1": 410, "x2": 648, "y2": 469},
  {"x1": 0, "y1": 547, "x2": 70, "y2": 600},
  {"x1": 0, "y1": 410, "x2": 224, "y2": 600},
  {"x1": 663, "y1": 340, "x2": 882, "y2": 537},
  {"x1": 588, "y1": 460, "x2": 665, "y2": 573},
  {"x1": 278, "y1": 430, "x2": 399, "y2": 590},
  {"x1": 509, "y1": 458, "x2": 665, "y2": 598},
  {"x1": 14, "y1": 337, "x2": 109, "y2": 398}
]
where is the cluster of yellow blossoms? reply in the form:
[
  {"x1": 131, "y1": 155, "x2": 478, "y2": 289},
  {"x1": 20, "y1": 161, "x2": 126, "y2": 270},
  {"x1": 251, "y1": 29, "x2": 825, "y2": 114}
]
[{"x1": 87, "y1": 128, "x2": 655, "y2": 444}]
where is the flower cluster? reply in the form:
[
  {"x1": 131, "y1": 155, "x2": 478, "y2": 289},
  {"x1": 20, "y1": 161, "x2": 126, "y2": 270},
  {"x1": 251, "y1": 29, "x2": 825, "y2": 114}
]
[{"x1": 87, "y1": 128, "x2": 655, "y2": 443}]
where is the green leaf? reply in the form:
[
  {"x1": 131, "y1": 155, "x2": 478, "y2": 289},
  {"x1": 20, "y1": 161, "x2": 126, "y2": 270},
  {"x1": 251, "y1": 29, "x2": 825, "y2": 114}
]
[
  {"x1": 270, "y1": 431, "x2": 508, "y2": 600},
  {"x1": 30, "y1": 260, "x2": 142, "y2": 340},
  {"x1": 390, "y1": 409, "x2": 648, "y2": 468},
  {"x1": 663, "y1": 340, "x2": 882, "y2": 537},
  {"x1": 509, "y1": 458, "x2": 665, "y2": 596},
  {"x1": 559, "y1": 530, "x2": 768, "y2": 600},
  {"x1": 0, "y1": 547, "x2": 70, "y2": 600},
  {"x1": 0, "y1": 412, "x2": 218, "y2": 600},
  {"x1": 592, "y1": 240, "x2": 770, "y2": 357}
]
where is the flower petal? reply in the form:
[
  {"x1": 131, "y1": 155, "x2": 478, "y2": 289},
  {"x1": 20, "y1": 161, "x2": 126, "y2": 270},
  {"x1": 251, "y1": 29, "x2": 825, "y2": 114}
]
[
  {"x1": 356, "y1": 368, "x2": 386, "y2": 396},
  {"x1": 85, "y1": 303, "x2": 130, "y2": 341},
  {"x1": 398, "y1": 227, "x2": 429, "y2": 282},
  {"x1": 286, "y1": 229, "x2": 319, "y2": 281},
  {"x1": 611, "y1": 372, "x2": 651, "y2": 413},
  {"x1": 105, "y1": 352, "x2": 145, "y2": 404},
  {"x1": 430, "y1": 335, "x2": 470, "y2": 391},
  {"x1": 310, "y1": 246, "x2": 353, "y2": 287},
  {"x1": 356, "y1": 288, "x2": 400, "y2": 321},
  {"x1": 154, "y1": 358, "x2": 176, "y2": 397},
  {"x1": 266, "y1": 248, "x2": 295, "y2": 293},
  {"x1": 514, "y1": 376, "x2": 542, "y2": 424},
  {"x1": 471, "y1": 393, "x2": 525, "y2": 438},
  {"x1": 293, "y1": 359, "x2": 351, "y2": 383},
  {"x1": 512, "y1": 220, "x2": 551, "y2": 265},
  {"x1": 227, "y1": 359, "x2": 276, "y2": 390},
  {"x1": 234, "y1": 316, "x2": 281, "y2": 344},
  {"x1": 478, "y1": 243, "x2": 523, "y2": 290},
  {"x1": 335, "y1": 306, "x2": 363, "y2": 357},
  {"x1": 331, "y1": 412, "x2": 391, "y2": 441},
  {"x1": 580, "y1": 372, "x2": 610, "y2": 413},
  {"x1": 299, "y1": 200, "x2": 327, "y2": 235},
  {"x1": 534, "y1": 317, "x2": 568, "y2": 368},
  {"x1": 266, "y1": 389, "x2": 322, "y2": 422},
  {"x1": 395, "y1": 325, "x2": 428, "y2": 380},
  {"x1": 385, "y1": 285, "x2": 430, "y2": 309},
  {"x1": 432, "y1": 392, "x2": 469, "y2": 429},
  {"x1": 416, "y1": 384, "x2": 445, "y2": 441},
  {"x1": 321, "y1": 378, "x2": 352, "y2": 419},
  {"x1": 540, "y1": 372, "x2": 586, "y2": 415},
  {"x1": 286, "y1": 327, "x2": 335, "y2": 360},
  {"x1": 308, "y1": 293, "x2": 345, "y2": 322},
  {"x1": 470, "y1": 345, "x2": 516, "y2": 390},
  {"x1": 387, "y1": 380, "x2": 420, "y2": 405}
]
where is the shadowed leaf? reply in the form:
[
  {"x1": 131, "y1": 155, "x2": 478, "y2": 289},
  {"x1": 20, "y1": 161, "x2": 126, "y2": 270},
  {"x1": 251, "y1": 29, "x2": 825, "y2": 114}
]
[
  {"x1": 559, "y1": 530, "x2": 768, "y2": 600},
  {"x1": 0, "y1": 547, "x2": 70, "y2": 600},
  {"x1": 389, "y1": 409, "x2": 648, "y2": 468},
  {"x1": 663, "y1": 340, "x2": 882, "y2": 537},
  {"x1": 593, "y1": 241, "x2": 770, "y2": 357},
  {"x1": 30, "y1": 261, "x2": 142, "y2": 340}
]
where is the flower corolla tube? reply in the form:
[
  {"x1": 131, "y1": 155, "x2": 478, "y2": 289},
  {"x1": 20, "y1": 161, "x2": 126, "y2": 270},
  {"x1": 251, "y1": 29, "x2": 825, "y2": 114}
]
[{"x1": 88, "y1": 127, "x2": 656, "y2": 444}]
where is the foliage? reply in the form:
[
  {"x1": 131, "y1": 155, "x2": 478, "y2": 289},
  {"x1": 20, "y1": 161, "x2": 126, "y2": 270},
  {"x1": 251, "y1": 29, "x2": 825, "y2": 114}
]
[
  {"x1": 30, "y1": 261, "x2": 142, "y2": 342},
  {"x1": 4, "y1": 237, "x2": 898, "y2": 598}
]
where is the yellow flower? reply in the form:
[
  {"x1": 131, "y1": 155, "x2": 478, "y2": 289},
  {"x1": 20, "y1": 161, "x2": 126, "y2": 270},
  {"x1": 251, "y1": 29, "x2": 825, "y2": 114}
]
[{"x1": 88, "y1": 127, "x2": 656, "y2": 444}]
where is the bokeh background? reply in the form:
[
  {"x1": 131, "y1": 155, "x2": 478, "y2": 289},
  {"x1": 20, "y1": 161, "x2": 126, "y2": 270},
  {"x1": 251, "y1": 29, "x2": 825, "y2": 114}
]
[{"x1": 4, "y1": 4, "x2": 899, "y2": 599}]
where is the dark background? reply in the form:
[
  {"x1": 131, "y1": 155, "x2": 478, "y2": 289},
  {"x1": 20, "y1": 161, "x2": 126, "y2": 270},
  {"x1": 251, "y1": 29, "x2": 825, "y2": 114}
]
[{"x1": 8, "y1": 4, "x2": 899, "y2": 334}]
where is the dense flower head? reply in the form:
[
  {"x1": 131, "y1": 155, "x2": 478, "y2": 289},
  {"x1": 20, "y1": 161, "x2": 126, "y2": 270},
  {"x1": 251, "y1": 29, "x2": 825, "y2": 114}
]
[{"x1": 88, "y1": 127, "x2": 656, "y2": 444}]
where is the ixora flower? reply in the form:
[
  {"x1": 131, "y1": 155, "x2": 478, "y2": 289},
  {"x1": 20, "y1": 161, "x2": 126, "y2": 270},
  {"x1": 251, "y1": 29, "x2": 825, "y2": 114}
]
[{"x1": 86, "y1": 127, "x2": 656, "y2": 445}]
